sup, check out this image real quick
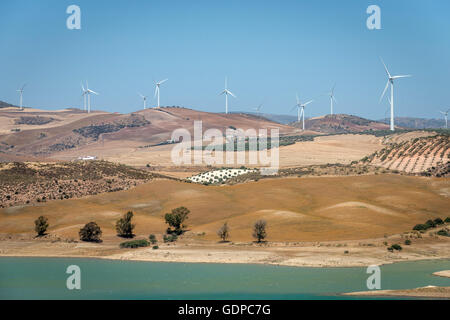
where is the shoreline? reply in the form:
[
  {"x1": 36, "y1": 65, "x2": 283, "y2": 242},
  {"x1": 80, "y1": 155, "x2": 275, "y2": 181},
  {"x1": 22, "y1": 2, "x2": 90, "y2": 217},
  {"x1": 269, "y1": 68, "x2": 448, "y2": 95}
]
[{"x1": 1, "y1": 239, "x2": 450, "y2": 268}]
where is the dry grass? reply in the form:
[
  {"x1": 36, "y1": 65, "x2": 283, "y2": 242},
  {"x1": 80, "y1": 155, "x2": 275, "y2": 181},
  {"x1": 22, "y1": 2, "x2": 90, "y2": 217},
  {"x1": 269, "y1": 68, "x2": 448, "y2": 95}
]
[{"x1": 1, "y1": 175, "x2": 448, "y2": 243}]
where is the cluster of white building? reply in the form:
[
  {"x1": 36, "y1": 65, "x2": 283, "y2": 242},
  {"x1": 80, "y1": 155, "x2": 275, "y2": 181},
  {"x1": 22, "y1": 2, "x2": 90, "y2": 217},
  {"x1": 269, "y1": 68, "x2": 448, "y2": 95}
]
[{"x1": 187, "y1": 168, "x2": 256, "y2": 184}]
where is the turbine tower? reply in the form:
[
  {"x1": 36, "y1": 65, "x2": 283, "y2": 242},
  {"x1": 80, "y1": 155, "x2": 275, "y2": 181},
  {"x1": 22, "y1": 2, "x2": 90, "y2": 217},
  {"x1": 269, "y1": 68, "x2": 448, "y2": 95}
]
[
  {"x1": 17, "y1": 84, "x2": 26, "y2": 110},
  {"x1": 81, "y1": 82, "x2": 88, "y2": 111},
  {"x1": 439, "y1": 109, "x2": 449, "y2": 129},
  {"x1": 292, "y1": 94, "x2": 313, "y2": 131},
  {"x1": 379, "y1": 58, "x2": 412, "y2": 131},
  {"x1": 83, "y1": 81, "x2": 99, "y2": 113},
  {"x1": 220, "y1": 77, "x2": 236, "y2": 114},
  {"x1": 327, "y1": 84, "x2": 337, "y2": 116},
  {"x1": 154, "y1": 79, "x2": 168, "y2": 108},
  {"x1": 139, "y1": 93, "x2": 147, "y2": 110}
]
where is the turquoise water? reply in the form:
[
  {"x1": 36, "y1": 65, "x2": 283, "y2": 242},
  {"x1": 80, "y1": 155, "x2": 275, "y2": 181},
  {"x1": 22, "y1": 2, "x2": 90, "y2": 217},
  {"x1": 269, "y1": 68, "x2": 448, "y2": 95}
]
[{"x1": 1, "y1": 257, "x2": 450, "y2": 299}]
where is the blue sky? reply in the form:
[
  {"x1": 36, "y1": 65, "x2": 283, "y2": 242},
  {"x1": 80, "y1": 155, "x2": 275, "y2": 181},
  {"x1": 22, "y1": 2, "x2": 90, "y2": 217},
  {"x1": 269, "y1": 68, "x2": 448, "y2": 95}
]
[{"x1": 0, "y1": 0, "x2": 449, "y2": 119}]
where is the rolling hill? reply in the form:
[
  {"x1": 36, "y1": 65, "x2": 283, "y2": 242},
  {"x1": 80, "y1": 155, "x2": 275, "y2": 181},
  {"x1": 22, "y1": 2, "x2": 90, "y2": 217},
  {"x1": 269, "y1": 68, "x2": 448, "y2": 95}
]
[
  {"x1": 378, "y1": 117, "x2": 447, "y2": 129},
  {"x1": 0, "y1": 100, "x2": 18, "y2": 109},
  {"x1": 0, "y1": 107, "x2": 300, "y2": 162},
  {"x1": 362, "y1": 133, "x2": 450, "y2": 174},
  {"x1": 291, "y1": 114, "x2": 391, "y2": 133}
]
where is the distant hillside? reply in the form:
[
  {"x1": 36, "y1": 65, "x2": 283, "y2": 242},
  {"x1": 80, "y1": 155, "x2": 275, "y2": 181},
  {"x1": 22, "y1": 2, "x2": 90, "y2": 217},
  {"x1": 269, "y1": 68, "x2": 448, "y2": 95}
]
[
  {"x1": 362, "y1": 134, "x2": 449, "y2": 175},
  {"x1": 291, "y1": 114, "x2": 390, "y2": 133},
  {"x1": 378, "y1": 117, "x2": 446, "y2": 129},
  {"x1": 0, "y1": 101, "x2": 18, "y2": 109},
  {"x1": 241, "y1": 112, "x2": 298, "y2": 124},
  {"x1": 0, "y1": 161, "x2": 161, "y2": 208},
  {"x1": 0, "y1": 106, "x2": 298, "y2": 160}
]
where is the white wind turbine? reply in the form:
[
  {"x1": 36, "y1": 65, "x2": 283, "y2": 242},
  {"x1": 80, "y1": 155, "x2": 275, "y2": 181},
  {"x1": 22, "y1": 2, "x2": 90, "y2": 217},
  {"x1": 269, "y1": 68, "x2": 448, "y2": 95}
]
[
  {"x1": 439, "y1": 109, "x2": 449, "y2": 129},
  {"x1": 327, "y1": 84, "x2": 337, "y2": 116},
  {"x1": 139, "y1": 93, "x2": 148, "y2": 110},
  {"x1": 17, "y1": 84, "x2": 26, "y2": 110},
  {"x1": 379, "y1": 58, "x2": 412, "y2": 131},
  {"x1": 154, "y1": 79, "x2": 168, "y2": 108},
  {"x1": 292, "y1": 94, "x2": 313, "y2": 131},
  {"x1": 253, "y1": 103, "x2": 263, "y2": 116},
  {"x1": 82, "y1": 81, "x2": 99, "y2": 113},
  {"x1": 81, "y1": 82, "x2": 88, "y2": 111},
  {"x1": 220, "y1": 77, "x2": 236, "y2": 114}
]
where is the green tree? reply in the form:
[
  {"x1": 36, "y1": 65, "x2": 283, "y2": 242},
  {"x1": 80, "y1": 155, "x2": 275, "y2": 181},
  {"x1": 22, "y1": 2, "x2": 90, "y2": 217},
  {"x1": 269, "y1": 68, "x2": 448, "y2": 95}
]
[
  {"x1": 164, "y1": 207, "x2": 190, "y2": 234},
  {"x1": 252, "y1": 220, "x2": 267, "y2": 243},
  {"x1": 116, "y1": 211, "x2": 135, "y2": 238},
  {"x1": 34, "y1": 216, "x2": 49, "y2": 236},
  {"x1": 217, "y1": 222, "x2": 230, "y2": 242},
  {"x1": 149, "y1": 234, "x2": 157, "y2": 245},
  {"x1": 79, "y1": 222, "x2": 102, "y2": 242}
]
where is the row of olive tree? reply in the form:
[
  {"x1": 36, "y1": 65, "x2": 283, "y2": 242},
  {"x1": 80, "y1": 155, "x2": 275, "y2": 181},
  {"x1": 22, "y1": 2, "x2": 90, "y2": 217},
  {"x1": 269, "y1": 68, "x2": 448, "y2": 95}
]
[
  {"x1": 33, "y1": 207, "x2": 190, "y2": 243},
  {"x1": 34, "y1": 209, "x2": 267, "y2": 244},
  {"x1": 217, "y1": 220, "x2": 267, "y2": 243}
]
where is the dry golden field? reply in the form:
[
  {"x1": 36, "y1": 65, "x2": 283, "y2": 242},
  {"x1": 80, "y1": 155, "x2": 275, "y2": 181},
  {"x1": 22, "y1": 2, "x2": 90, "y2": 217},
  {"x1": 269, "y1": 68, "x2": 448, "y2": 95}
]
[{"x1": 1, "y1": 175, "x2": 448, "y2": 242}]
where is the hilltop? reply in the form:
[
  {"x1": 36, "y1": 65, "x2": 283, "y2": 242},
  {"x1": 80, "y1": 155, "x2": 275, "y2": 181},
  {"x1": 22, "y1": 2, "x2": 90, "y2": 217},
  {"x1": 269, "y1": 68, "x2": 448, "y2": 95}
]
[
  {"x1": 0, "y1": 160, "x2": 162, "y2": 208},
  {"x1": 0, "y1": 100, "x2": 19, "y2": 109},
  {"x1": 291, "y1": 114, "x2": 391, "y2": 133},
  {"x1": 379, "y1": 117, "x2": 447, "y2": 129}
]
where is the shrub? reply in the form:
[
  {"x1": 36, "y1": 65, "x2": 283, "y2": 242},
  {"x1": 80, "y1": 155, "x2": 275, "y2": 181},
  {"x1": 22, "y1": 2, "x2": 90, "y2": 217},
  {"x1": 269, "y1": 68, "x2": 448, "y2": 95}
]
[
  {"x1": 149, "y1": 234, "x2": 157, "y2": 244},
  {"x1": 404, "y1": 239, "x2": 412, "y2": 245},
  {"x1": 434, "y1": 218, "x2": 444, "y2": 225},
  {"x1": 163, "y1": 234, "x2": 178, "y2": 243},
  {"x1": 217, "y1": 222, "x2": 230, "y2": 242},
  {"x1": 152, "y1": 245, "x2": 159, "y2": 250},
  {"x1": 413, "y1": 224, "x2": 427, "y2": 231},
  {"x1": 252, "y1": 220, "x2": 267, "y2": 243},
  {"x1": 116, "y1": 211, "x2": 135, "y2": 238},
  {"x1": 34, "y1": 216, "x2": 49, "y2": 236},
  {"x1": 425, "y1": 219, "x2": 436, "y2": 229},
  {"x1": 437, "y1": 229, "x2": 449, "y2": 237},
  {"x1": 165, "y1": 207, "x2": 190, "y2": 234},
  {"x1": 445, "y1": 217, "x2": 450, "y2": 223},
  {"x1": 79, "y1": 222, "x2": 102, "y2": 242},
  {"x1": 120, "y1": 239, "x2": 149, "y2": 248},
  {"x1": 390, "y1": 244, "x2": 402, "y2": 251}
]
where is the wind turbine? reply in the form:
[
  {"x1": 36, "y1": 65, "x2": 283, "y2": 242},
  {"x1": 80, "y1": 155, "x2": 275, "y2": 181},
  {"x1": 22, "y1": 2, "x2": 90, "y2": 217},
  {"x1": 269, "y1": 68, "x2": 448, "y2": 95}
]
[
  {"x1": 17, "y1": 84, "x2": 26, "y2": 110},
  {"x1": 291, "y1": 94, "x2": 313, "y2": 131},
  {"x1": 220, "y1": 77, "x2": 236, "y2": 114},
  {"x1": 139, "y1": 93, "x2": 148, "y2": 110},
  {"x1": 253, "y1": 103, "x2": 263, "y2": 116},
  {"x1": 154, "y1": 79, "x2": 168, "y2": 108},
  {"x1": 439, "y1": 109, "x2": 449, "y2": 129},
  {"x1": 327, "y1": 84, "x2": 337, "y2": 116},
  {"x1": 83, "y1": 81, "x2": 99, "y2": 113},
  {"x1": 379, "y1": 58, "x2": 412, "y2": 131},
  {"x1": 81, "y1": 82, "x2": 88, "y2": 111}
]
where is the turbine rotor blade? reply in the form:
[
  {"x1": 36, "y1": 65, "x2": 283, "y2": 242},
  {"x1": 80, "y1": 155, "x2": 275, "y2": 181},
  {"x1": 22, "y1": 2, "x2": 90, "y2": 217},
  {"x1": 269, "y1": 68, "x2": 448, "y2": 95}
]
[
  {"x1": 391, "y1": 75, "x2": 412, "y2": 79},
  {"x1": 380, "y1": 80, "x2": 389, "y2": 102},
  {"x1": 380, "y1": 57, "x2": 391, "y2": 78}
]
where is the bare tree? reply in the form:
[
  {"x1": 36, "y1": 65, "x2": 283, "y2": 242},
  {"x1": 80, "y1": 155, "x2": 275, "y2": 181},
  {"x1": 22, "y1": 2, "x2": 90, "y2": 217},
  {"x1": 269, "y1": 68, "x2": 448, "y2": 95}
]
[
  {"x1": 252, "y1": 220, "x2": 267, "y2": 243},
  {"x1": 217, "y1": 222, "x2": 230, "y2": 242}
]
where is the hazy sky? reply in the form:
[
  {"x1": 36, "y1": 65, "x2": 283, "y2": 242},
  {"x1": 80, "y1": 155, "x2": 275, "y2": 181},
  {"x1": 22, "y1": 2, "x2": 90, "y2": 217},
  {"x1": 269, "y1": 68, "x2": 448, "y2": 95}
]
[{"x1": 0, "y1": 0, "x2": 449, "y2": 119}]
